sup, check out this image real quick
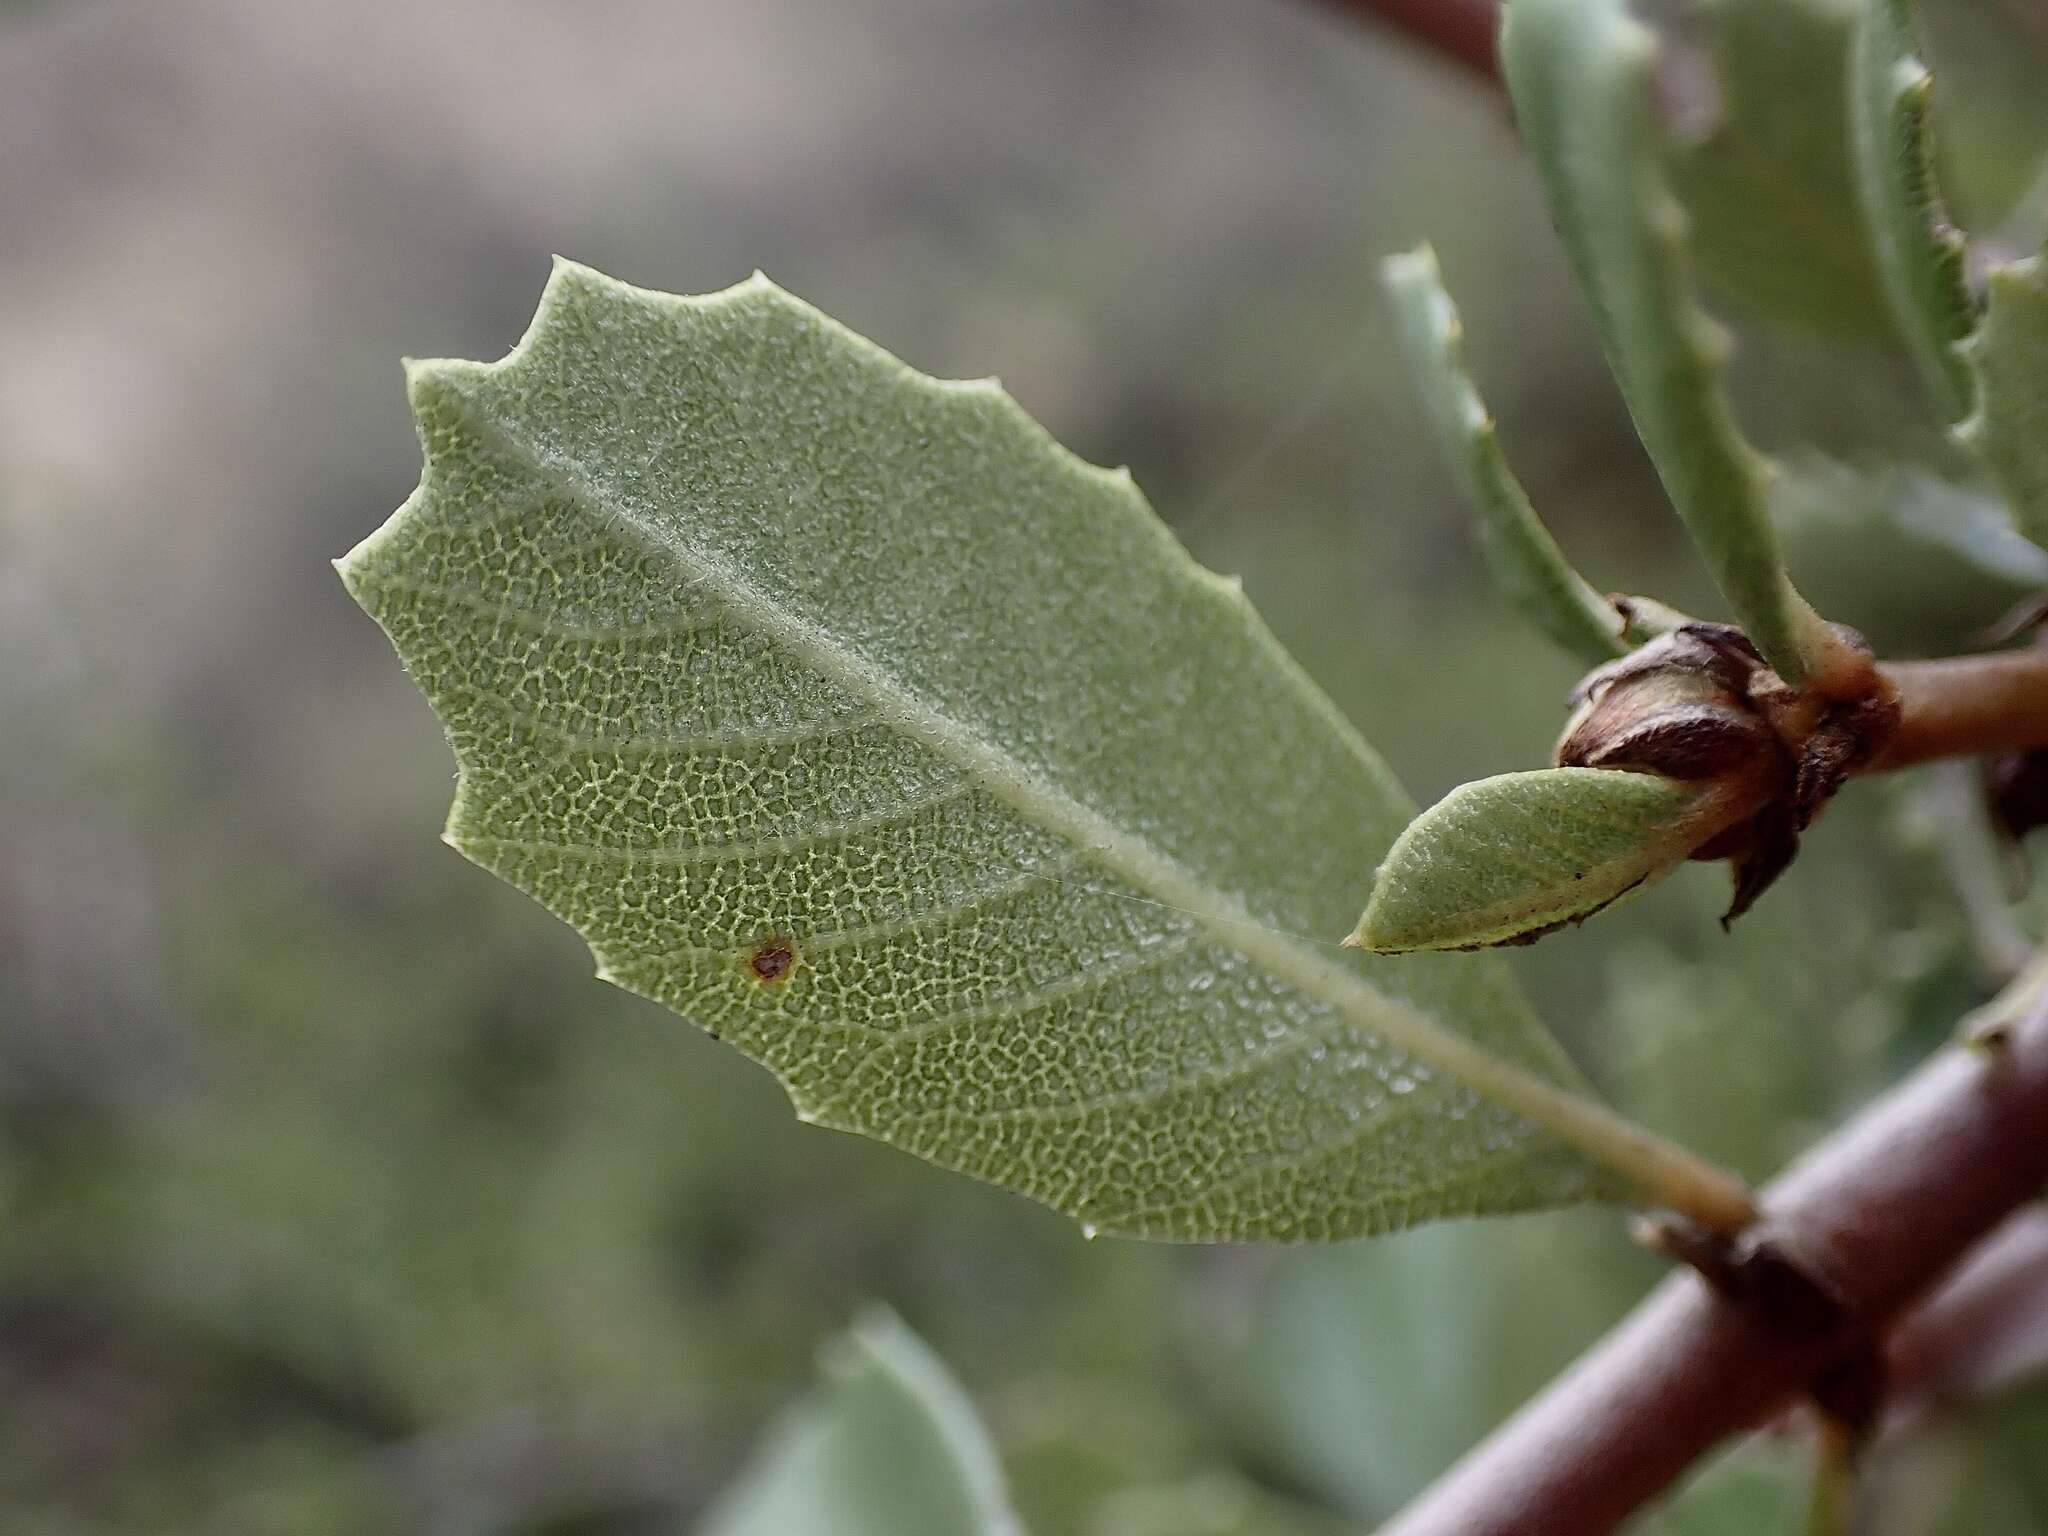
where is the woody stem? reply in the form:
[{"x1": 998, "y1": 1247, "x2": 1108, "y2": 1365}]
[{"x1": 1874, "y1": 652, "x2": 2048, "y2": 770}]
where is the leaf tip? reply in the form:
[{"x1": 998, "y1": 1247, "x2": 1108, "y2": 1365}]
[{"x1": 402, "y1": 355, "x2": 465, "y2": 413}]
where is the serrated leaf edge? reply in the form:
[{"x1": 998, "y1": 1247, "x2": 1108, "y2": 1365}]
[
  {"x1": 1382, "y1": 244, "x2": 1634, "y2": 667},
  {"x1": 1851, "y1": 0, "x2": 1977, "y2": 421}
]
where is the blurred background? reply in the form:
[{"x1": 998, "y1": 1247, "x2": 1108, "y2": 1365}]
[{"x1": 3, "y1": 0, "x2": 2047, "y2": 1531}]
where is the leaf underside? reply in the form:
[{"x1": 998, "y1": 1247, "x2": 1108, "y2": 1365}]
[
  {"x1": 1957, "y1": 253, "x2": 2048, "y2": 550},
  {"x1": 1501, "y1": 0, "x2": 1826, "y2": 686},
  {"x1": 1851, "y1": 0, "x2": 1977, "y2": 420},
  {"x1": 1357, "y1": 769, "x2": 1722, "y2": 955},
  {"x1": 698, "y1": 1309, "x2": 1020, "y2": 1536},
  {"x1": 340, "y1": 260, "x2": 1616, "y2": 1242}
]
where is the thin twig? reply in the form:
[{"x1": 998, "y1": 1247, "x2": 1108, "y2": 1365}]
[
  {"x1": 1309, "y1": 0, "x2": 1502, "y2": 87},
  {"x1": 1379, "y1": 998, "x2": 2048, "y2": 1536},
  {"x1": 1876, "y1": 652, "x2": 2048, "y2": 770}
]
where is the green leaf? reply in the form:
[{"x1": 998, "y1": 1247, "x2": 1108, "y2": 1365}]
[
  {"x1": 699, "y1": 1309, "x2": 1022, "y2": 1536},
  {"x1": 1957, "y1": 250, "x2": 2048, "y2": 548},
  {"x1": 1080, "y1": 1474, "x2": 1342, "y2": 1536},
  {"x1": 1501, "y1": 0, "x2": 1840, "y2": 688},
  {"x1": 1670, "y1": 0, "x2": 1895, "y2": 341},
  {"x1": 1633, "y1": 1441, "x2": 1805, "y2": 1536},
  {"x1": 1354, "y1": 768, "x2": 1730, "y2": 954},
  {"x1": 1851, "y1": 0, "x2": 1978, "y2": 421},
  {"x1": 1381, "y1": 245, "x2": 1631, "y2": 667},
  {"x1": 1772, "y1": 453, "x2": 2048, "y2": 652},
  {"x1": 1195, "y1": 1215, "x2": 1640, "y2": 1522},
  {"x1": 1198, "y1": 1224, "x2": 1500, "y2": 1517},
  {"x1": 340, "y1": 260, "x2": 1622, "y2": 1241}
]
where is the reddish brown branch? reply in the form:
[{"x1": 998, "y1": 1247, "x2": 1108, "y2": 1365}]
[
  {"x1": 1884, "y1": 1207, "x2": 2048, "y2": 1431},
  {"x1": 1876, "y1": 652, "x2": 2048, "y2": 770},
  {"x1": 1310, "y1": 0, "x2": 1502, "y2": 87},
  {"x1": 1380, "y1": 1001, "x2": 2048, "y2": 1536}
]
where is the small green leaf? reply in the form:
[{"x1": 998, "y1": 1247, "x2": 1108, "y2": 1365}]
[
  {"x1": 699, "y1": 1309, "x2": 1022, "y2": 1536},
  {"x1": 1851, "y1": 0, "x2": 1977, "y2": 421},
  {"x1": 1957, "y1": 250, "x2": 2048, "y2": 548},
  {"x1": 1381, "y1": 245, "x2": 1631, "y2": 667},
  {"x1": 1354, "y1": 768, "x2": 1730, "y2": 954},
  {"x1": 342, "y1": 260, "x2": 1623, "y2": 1241},
  {"x1": 1501, "y1": 0, "x2": 1841, "y2": 688},
  {"x1": 1671, "y1": 0, "x2": 1895, "y2": 341}
]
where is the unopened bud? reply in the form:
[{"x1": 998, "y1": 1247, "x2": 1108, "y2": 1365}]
[
  {"x1": 1556, "y1": 623, "x2": 1898, "y2": 925},
  {"x1": 1558, "y1": 626, "x2": 1780, "y2": 785}
]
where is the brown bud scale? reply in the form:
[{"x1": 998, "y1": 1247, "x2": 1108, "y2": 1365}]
[{"x1": 1556, "y1": 623, "x2": 1900, "y2": 925}]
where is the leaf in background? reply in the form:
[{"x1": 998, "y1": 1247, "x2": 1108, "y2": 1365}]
[
  {"x1": 340, "y1": 261, "x2": 1623, "y2": 1242},
  {"x1": 698, "y1": 1308, "x2": 1021, "y2": 1536},
  {"x1": 1501, "y1": 0, "x2": 1848, "y2": 689},
  {"x1": 1957, "y1": 249, "x2": 2048, "y2": 549},
  {"x1": 1192, "y1": 1216, "x2": 1642, "y2": 1522},
  {"x1": 1079, "y1": 1474, "x2": 1342, "y2": 1536},
  {"x1": 1671, "y1": 0, "x2": 1895, "y2": 341},
  {"x1": 1914, "y1": 1, "x2": 2048, "y2": 235},
  {"x1": 1851, "y1": 0, "x2": 1978, "y2": 420},
  {"x1": 1196, "y1": 1225, "x2": 1497, "y2": 1518},
  {"x1": 1772, "y1": 453, "x2": 2048, "y2": 654},
  {"x1": 1381, "y1": 245, "x2": 1632, "y2": 667},
  {"x1": 996, "y1": 1376, "x2": 1208, "y2": 1536},
  {"x1": 1631, "y1": 1442, "x2": 1805, "y2": 1536},
  {"x1": 1355, "y1": 769, "x2": 1731, "y2": 954}
]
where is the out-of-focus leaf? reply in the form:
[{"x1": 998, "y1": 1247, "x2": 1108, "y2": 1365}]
[
  {"x1": 340, "y1": 260, "x2": 1616, "y2": 1242},
  {"x1": 698, "y1": 1309, "x2": 1022, "y2": 1536},
  {"x1": 1631, "y1": 1441, "x2": 1805, "y2": 1535},
  {"x1": 1193, "y1": 1214, "x2": 1645, "y2": 1522},
  {"x1": 996, "y1": 1377, "x2": 1207, "y2": 1536},
  {"x1": 1381, "y1": 244, "x2": 1631, "y2": 666},
  {"x1": 1772, "y1": 454, "x2": 2048, "y2": 653},
  {"x1": 1672, "y1": 0, "x2": 1894, "y2": 340},
  {"x1": 1080, "y1": 1474, "x2": 1341, "y2": 1536},
  {"x1": 1356, "y1": 769, "x2": 1729, "y2": 954},
  {"x1": 1851, "y1": 0, "x2": 1978, "y2": 420},
  {"x1": 1880, "y1": 1386, "x2": 2048, "y2": 1536},
  {"x1": 1501, "y1": 0, "x2": 1842, "y2": 687},
  {"x1": 1915, "y1": 0, "x2": 2048, "y2": 236},
  {"x1": 1601, "y1": 938, "x2": 1892, "y2": 1181},
  {"x1": 1957, "y1": 249, "x2": 2048, "y2": 548},
  {"x1": 1197, "y1": 1225, "x2": 1496, "y2": 1517}
]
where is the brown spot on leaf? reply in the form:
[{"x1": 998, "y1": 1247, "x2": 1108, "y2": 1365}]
[{"x1": 748, "y1": 940, "x2": 797, "y2": 984}]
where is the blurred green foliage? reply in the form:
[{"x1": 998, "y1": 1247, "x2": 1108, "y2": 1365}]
[{"x1": 1, "y1": 0, "x2": 2045, "y2": 1531}]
